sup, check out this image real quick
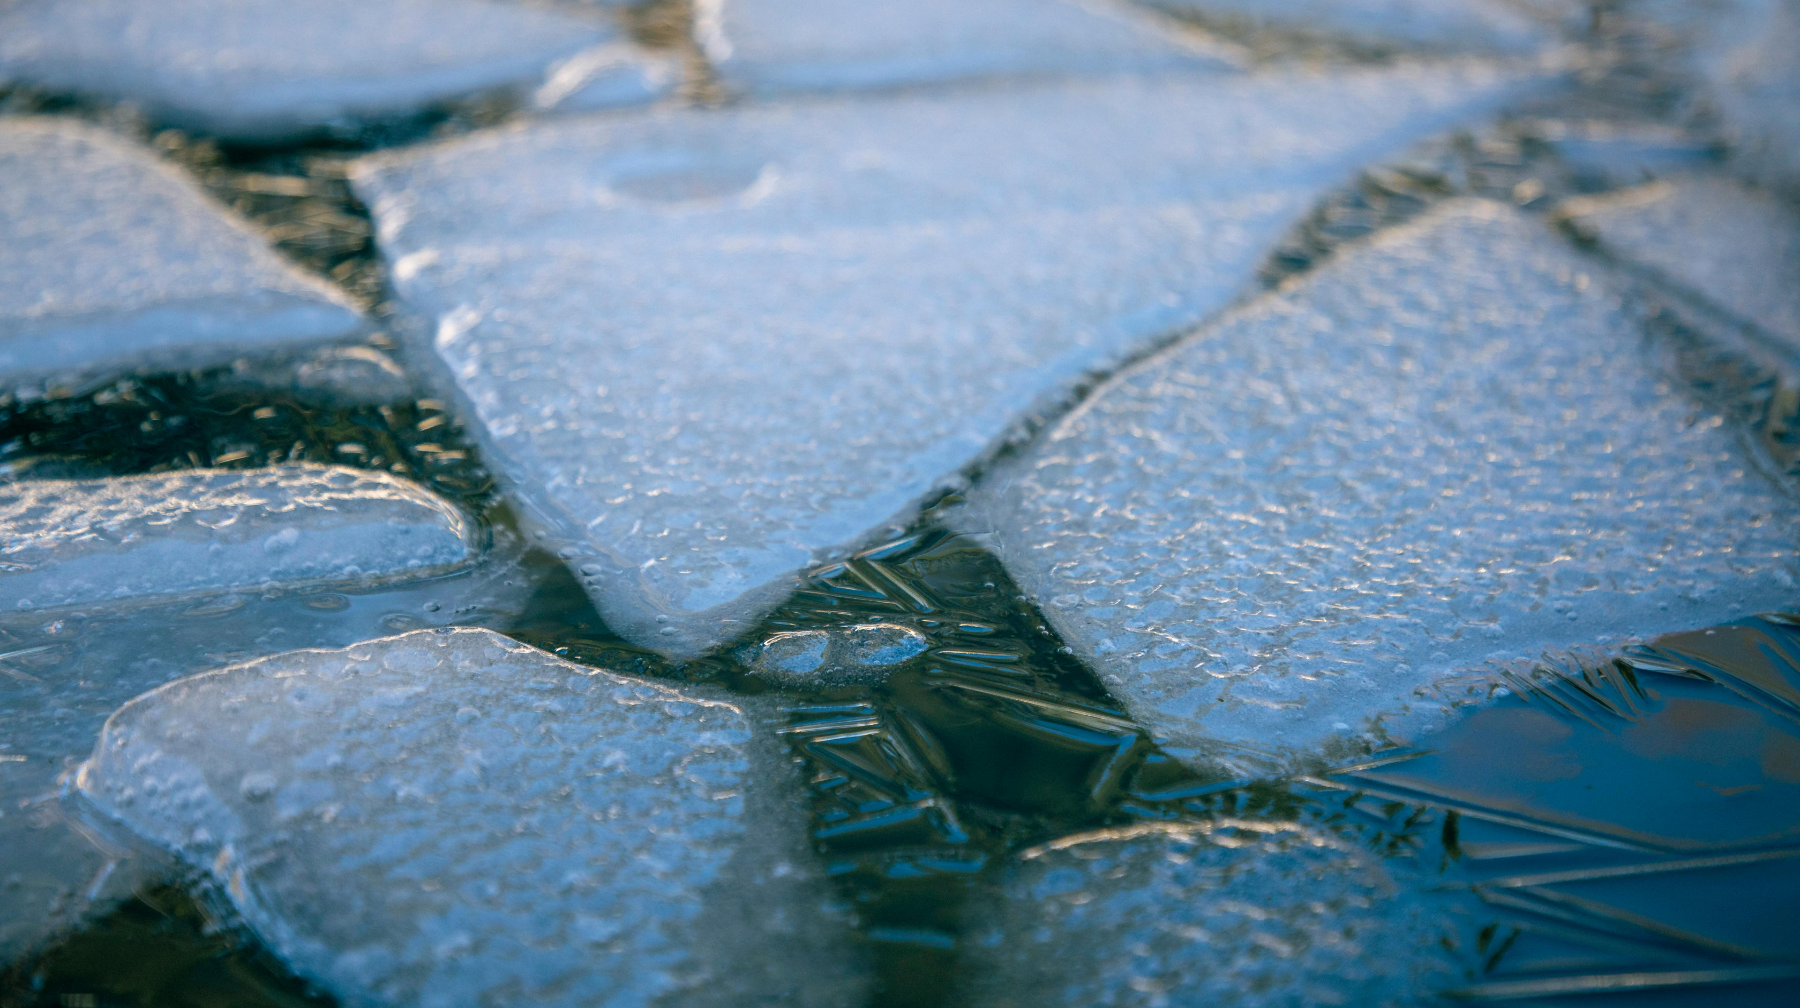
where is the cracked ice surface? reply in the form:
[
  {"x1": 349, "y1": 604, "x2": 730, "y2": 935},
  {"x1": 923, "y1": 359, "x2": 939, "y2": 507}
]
[
  {"x1": 960, "y1": 820, "x2": 1452, "y2": 1007},
  {"x1": 74, "y1": 628, "x2": 866, "y2": 1008},
  {"x1": 700, "y1": 0, "x2": 1234, "y2": 97},
  {"x1": 1, "y1": 464, "x2": 474, "y2": 613},
  {"x1": 0, "y1": 119, "x2": 364, "y2": 391},
  {"x1": 968, "y1": 199, "x2": 1800, "y2": 764},
  {"x1": 1139, "y1": 0, "x2": 1558, "y2": 54},
  {"x1": 1559, "y1": 176, "x2": 1800, "y2": 354},
  {"x1": 0, "y1": 0, "x2": 622, "y2": 144},
  {"x1": 356, "y1": 62, "x2": 1551, "y2": 658}
]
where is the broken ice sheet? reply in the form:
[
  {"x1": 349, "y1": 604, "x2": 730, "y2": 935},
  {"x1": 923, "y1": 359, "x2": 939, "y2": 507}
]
[
  {"x1": 967, "y1": 198, "x2": 1800, "y2": 766},
  {"x1": 959, "y1": 819, "x2": 1456, "y2": 1007},
  {"x1": 0, "y1": 0, "x2": 630, "y2": 144},
  {"x1": 1559, "y1": 175, "x2": 1800, "y2": 354},
  {"x1": 1139, "y1": 0, "x2": 1560, "y2": 56},
  {"x1": 355, "y1": 60, "x2": 1553, "y2": 658},
  {"x1": 2, "y1": 464, "x2": 475, "y2": 613},
  {"x1": 700, "y1": 0, "x2": 1234, "y2": 97},
  {"x1": 74, "y1": 628, "x2": 865, "y2": 1008},
  {"x1": 0, "y1": 119, "x2": 365, "y2": 393}
]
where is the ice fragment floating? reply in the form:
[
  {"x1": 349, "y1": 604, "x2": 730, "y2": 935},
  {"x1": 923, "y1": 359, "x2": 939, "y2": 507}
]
[
  {"x1": 75, "y1": 628, "x2": 866, "y2": 1007},
  {"x1": 701, "y1": 0, "x2": 1232, "y2": 97},
  {"x1": 0, "y1": 119, "x2": 365, "y2": 392},
  {"x1": 1559, "y1": 176, "x2": 1800, "y2": 353},
  {"x1": 355, "y1": 62, "x2": 1552, "y2": 658},
  {"x1": 1, "y1": 464, "x2": 474, "y2": 612},
  {"x1": 0, "y1": 0, "x2": 627, "y2": 144},
  {"x1": 969, "y1": 199, "x2": 1800, "y2": 764},
  {"x1": 961, "y1": 820, "x2": 1452, "y2": 1007}
]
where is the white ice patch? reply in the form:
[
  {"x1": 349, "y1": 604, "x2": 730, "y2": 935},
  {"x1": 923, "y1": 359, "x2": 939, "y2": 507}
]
[
  {"x1": 75, "y1": 628, "x2": 866, "y2": 1008},
  {"x1": 969, "y1": 199, "x2": 1800, "y2": 764},
  {"x1": 1, "y1": 464, "x2": 474, "y2": 612},
  {"x1": 353, "y1": 62, "x2": 1556, "y2": 659},
  {"x1": 0, "y1": 119, "x2": 365, "y2": 391}
]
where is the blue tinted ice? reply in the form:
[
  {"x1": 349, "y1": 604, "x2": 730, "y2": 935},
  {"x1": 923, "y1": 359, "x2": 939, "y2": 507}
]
[
  {"x1": 1559, "y1": 176, "x2": 1800, "y2": 353},
  {"x1": 354, "y1": 63, "x2": 1552, "y2": 658},
  {"x1": 0, "y1": 119, "x2": 365, "y2": 392},
  {"x1": 2, "y1": 464, "x2": 474, "y2": 613},
  {"x1": 700, "y1": 0, "x2": 1233, "y2": 97},
  {"x1": 74, "y1": 628, "x2": 865, "y2": 1008},
  {"x1": 1138, "y1": 0, "x2": 1556, "y2": 54},
  {"x1": 961, "y1": 820, "x2": 1453, "y2": 1007},
  {"x1": 0, "y1": 0, "x2": 621, "y2": 143},
  {"x1": 969, "y1": 199, "x2": 1800, "y2": 765}
]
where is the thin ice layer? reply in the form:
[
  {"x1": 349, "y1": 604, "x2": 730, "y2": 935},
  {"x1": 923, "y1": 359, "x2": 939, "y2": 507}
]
[
  {"x1": 960, "y1": 820, "x2": 1454, "y2": 1007},
  {"x1": 969, "y1": 199, "x2": 1800, "y2": 764},
  {"x1": 1559, "y1": 176, "x2": 1800, "y2": 352},
  {"x1": 700, "y1": 0, "x2": 1233, "y2": 96},
  {"x1": 0, "y1": 0, "x2": 614, "y2": 144},
  {"x1": 1140, "y1": 0, "x2": 1555, "y2": 54},
  {"x1": 354, "y1": 62, "x2": 1552, "y2": 658},
  {"x1": 75, "y1": 628, "x2": 865, "y2": 1008},
  {"x1": 2, "y1": 464, "x2": 474, "y2": 612},
  {"x1": 0, "y1": 119, "x2": 364, "y2": 390}
]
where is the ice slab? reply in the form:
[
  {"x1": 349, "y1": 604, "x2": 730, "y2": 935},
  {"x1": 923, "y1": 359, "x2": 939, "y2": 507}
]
[
  {"x1": 355, "y1": 62, "x2": 1554, "y2": 658},
  {"x1": 74, "y1": 628, "x2": 865, "y2": 1008},
  {"x1": 700, "y1": 0, "x2": 1233, "y2": 97},
  {"x1": 2, "y1": 464, "x2": 475, "y2": 613},
  {"x1": 1559, "y1": 176, "x2": 1800, "y2": 353},
  {"x1": 960, "y1": 820, "x2": 1453, "y2": 1007},
  {"x1": 0, "y1": 119, "x2": 365, "y2": 392},
  {"x1": 968, "y1": 199, "x2": 1800, "y2": 765},
  {"x1": 1139, "y1": 0, "x2": 1556, "y2": 55},
  {"x1": 0, "y1": 0, "x2": 620, "y2": 144}
]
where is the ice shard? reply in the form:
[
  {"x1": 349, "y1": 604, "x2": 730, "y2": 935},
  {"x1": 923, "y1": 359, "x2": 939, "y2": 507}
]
[
  {"x1": 0, "y1": 119, "x2": 365, "y2": 392},
  {"x1": 0, "y1": 0, "x2": 625, "y2": 144},
  {"x1": 960, "y1": 820, "x2": 1453, "y2": 1007},
  {"x1": 354, "y1": 61, "x2": 1553, "y2": 658},
  {"x1": 967, "y1": 199, "x2": 1800, "y2": 765},
  {"x1": 1559, "y1": 176, "x2": 1800, "y2": 353},
  {"x1": 700, "y1": 0, "x2": 1233, "y2": 97},
  {"x1": 74, "y1": 628, "x2": 865, "y2": 1008},
  {"x1": 2, "y1": 464, "x2": 475, "y2": 613}
]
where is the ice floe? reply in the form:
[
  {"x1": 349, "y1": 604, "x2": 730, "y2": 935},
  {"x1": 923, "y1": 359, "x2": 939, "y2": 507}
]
[
  {"x1": 75, "y1": 628, "x2": 865, "y2": 1007},
  {"x1": 2, "y1": 464, "x2": 474, "y2": 613},
  {"x1": 1559, "y1": 175, "x2": 1800, "y2": 353},
  {"x1": 355, "y1": 61, "x2": 1554, "y2": 658},
  {"x1": 0, "y1": 119, "x2": 365, "y2": 393},
  {"x1": 700, "y1": 0, "x2": 1233, "y2": 97},
  {"x1": 960, "y1": 820, "x2": 1453, "y2": 1007},
  {"x1": 0, "y1": 0, "x2": 640, "y2": 144},
  {"x1": 968, "y1": 199, "x2": 1800, "y2": 765},
  {"x1": 1138, "y1": 0, "x2": 1559, "y2": 55}
]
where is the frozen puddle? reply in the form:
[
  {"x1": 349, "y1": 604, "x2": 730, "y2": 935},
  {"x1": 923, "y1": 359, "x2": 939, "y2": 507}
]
[
  {"x1": 355, "y1": 59, "x2": 1551, "y2": 660},
  {"x1": 969, "y1": 198, "x2": 1800, "y2": 766},
  {"x1": 75, "y1": 628, "x2": 866, "y2": 1008},
  {"x1": 0, "y1": 0, "x2": 659, "y2": 144},
  {"x1": 701, "y1": 0, "x2": 1235, "y2": 97},
  {"x1": 0, "y1": 119, "x2": 365, "y2": 393},
  {"x1": 2, "y1": 464, "x2": 474, "y2": 612}
]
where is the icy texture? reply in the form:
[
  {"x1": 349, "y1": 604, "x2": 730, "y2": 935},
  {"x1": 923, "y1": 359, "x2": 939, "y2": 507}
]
[
  {"x1": 1141, "y1": 0, "x2": 1554, "y2": 54},
  {"x1": 75, "y1": 628, "x2": 864, "y2": 1007},
  {"x1": 961, "y1": 820, "x2": 1453, "y2": 1007},
  {"x1": 0, "y1": 119, "x2": 364, "y2": 390},
  {"x1": 970, "y1": 199, "x2": 1800, "y2": 762},
  {"x1": 0, "y1": 0, "x2": 613, "y2": 144},
  {"x1": 1, "y1": 464, "x2": 474, "y2": 612},
  {"x1": 355, "y1": 63, "x2": 1551, "y2": 657},
  {"x1": 1559, "y1": 176, "x2": 1800, "y2": 351},
  {"x1": 749, "y1": 624, "x2": 926, "y2": 684},
  {"x1": 701, "y1": 0, "x2": 1232, "y2": 96}
]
